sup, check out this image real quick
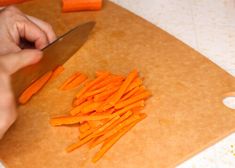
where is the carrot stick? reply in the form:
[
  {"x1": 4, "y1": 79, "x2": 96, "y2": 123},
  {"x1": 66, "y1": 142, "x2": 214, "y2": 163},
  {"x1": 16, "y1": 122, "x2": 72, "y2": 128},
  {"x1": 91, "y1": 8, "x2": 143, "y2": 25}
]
[
  {"x1": 63, "y1": 74, "x2": 87, "y2": 90},
  {"x1": 89, "y1": 76, "x2": 124, "y2": 91},
  {"x1": 70, "y1": 100, "x2": 93, "y2": 116},
  {"x1": 81, "y1": 102, "x2": 102, "y2": 114},
  {"x1": 92, "y1": 116, "x2": 145, "y2": 163},
  {"x1": 0, "y1": 0, "x2": 30, "y2": 6},
  {"x1": 96, "y1": 71, "x2": 109, "y2": 77},
  {"x1": 75, "y1": 72, "x2": 110, "y2": 99},
  {"x1": 19, "y1": 71, "x2": 53, "y2": 104},
  {"x1": 62, "y1": 0, "x2": 103, "y2": 12},
  {"x1": 59, "y1": 72, "x2": 80, "y2": 90},
  {"x1": 125, "y1": 77, "x2": 143, "y2": 93},
  {"x1": 50, "y1": 114, "x2": 113, "y2": 126},
  {"x1": 92, "y1": 111, "x2": 133, "y2": 138},
  {"x1": 121, "y1": 86, "x2": 140, "y2": 101},
  {"x1": 109, "y1": 70, "x2": 138, "y2": 105},
  {"x1": 82, "y1": 87, "x2": 107, "y2": 99},
  {"x1": 94, "y1": 86, "x2": 119, "y2": 102},
  {"x1": 73, "y1": 97, "x2": 86, "y2": 107},
  {"x1": 51, "y1": 66, "x2": 64, "y2": 80},
  {"x1": 112, "y1": 100, "x2": 145, "y2": 117},
  {"x1": 90, "y1": 115, "x2": 120, "y2": 138},
  {"x1": 79, "y1": 122, "x2": 90, "y2": 133},
  {"x1": 90, "y1": 113, "x2": 145, "y2": 148},
  {"x1": 115, "y1": 91, "x2": 151, "y2": 109}
]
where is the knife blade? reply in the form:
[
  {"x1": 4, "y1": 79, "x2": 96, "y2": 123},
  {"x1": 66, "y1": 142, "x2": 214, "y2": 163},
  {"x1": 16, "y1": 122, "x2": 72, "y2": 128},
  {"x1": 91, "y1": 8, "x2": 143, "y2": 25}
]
[{"x1": 11, "y1": 21, "x2": 95, "y2": 99}]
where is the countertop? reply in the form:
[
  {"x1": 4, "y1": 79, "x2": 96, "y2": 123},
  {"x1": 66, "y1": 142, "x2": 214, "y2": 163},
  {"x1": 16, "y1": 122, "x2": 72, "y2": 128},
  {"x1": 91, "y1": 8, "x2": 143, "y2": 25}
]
[{"x1": 111, "y1": 0, "x2": 235, "y2": 167}]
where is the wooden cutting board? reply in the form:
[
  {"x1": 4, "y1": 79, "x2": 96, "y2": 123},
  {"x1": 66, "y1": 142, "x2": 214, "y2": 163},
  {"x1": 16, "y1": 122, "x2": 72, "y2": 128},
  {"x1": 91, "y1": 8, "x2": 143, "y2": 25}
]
[{"x1": 0, "y1": 0, "x2": 235, "y2": 167}]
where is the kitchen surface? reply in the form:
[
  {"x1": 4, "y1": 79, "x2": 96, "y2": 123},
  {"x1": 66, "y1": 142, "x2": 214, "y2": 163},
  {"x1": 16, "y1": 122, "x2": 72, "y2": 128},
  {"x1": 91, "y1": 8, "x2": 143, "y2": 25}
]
[
  {"x1": 0, "y1": 0, "x2": 235, "y2": 167},
  {"x1": 110, "y1": 0, "x2": 235, "y2": 167}
]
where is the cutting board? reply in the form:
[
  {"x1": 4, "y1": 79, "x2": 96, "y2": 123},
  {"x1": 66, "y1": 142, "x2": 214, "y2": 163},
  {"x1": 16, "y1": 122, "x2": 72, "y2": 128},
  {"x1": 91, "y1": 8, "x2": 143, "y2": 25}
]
[{"x1": 0, "y1": 0, "x2": 235, "y2": 167}]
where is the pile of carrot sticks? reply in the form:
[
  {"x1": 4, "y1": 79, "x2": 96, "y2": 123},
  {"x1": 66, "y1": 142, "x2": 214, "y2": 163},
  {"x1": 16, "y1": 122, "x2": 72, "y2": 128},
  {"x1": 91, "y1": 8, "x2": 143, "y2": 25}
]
[{"x1": 19, "y1": 68, "x2": 151, "y2": 163}]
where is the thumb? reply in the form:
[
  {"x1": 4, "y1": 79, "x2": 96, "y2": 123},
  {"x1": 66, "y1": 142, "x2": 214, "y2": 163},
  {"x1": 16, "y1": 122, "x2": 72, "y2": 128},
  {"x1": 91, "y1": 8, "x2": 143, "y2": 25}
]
[{"x1": 0, "y1": 49, "x2": 42, "y2": 74}]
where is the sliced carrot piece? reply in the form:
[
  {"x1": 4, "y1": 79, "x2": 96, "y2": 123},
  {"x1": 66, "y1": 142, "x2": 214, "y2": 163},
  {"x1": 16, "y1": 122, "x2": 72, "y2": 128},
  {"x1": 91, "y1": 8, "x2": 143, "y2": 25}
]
[
  {"x1": 19, "y1": 71, "x2": 53, "y2": 104},
  {"x1": 81, "y1": 102, "x2": 102, "y2": 114},
  {"x1": 50, "y1": 114, "x2": 113, "y2": 126},
  {"x1": 115, "y1": 91, "x2": 151, "y2": 109},
  {"x1": 63, "y1": 74, "x2": 87, "y2": 90},
  {"x1": 112, "y1": 100, "x2": 145, "y2": 116},
  {"x1": 75, "y1": 72, "x2": 110, "y2": 99},
  {"x1": 92, "y1": 115, "x2": 146, "y2": 163},
  {"x1": 51, "y1": 66, "x2": 64, "y2": 80},
  {"x1": 125, "y1": 77, "x2": 143, "y2": 93},
  {"x1": 90, "y1": 113, "x2": 146, "y2": 148},
  {"x1": 79, "y1": 122, "x2": 90, "y2": 133},
  {"x1": 70, "y1": 99, "x2": 93, "y2": 116},
  {"x1": 121, "y1": 86, "x2": 140, "y2": 101},
  {"x1": 109, "y1": 70, "x2": 138, "y2": 105},
  {"x1": 59, "y1": 72, "x2": 80, "y2": 90},
  {"x1": 62, "y1": 0, "x2": 103, "y2": 12}
]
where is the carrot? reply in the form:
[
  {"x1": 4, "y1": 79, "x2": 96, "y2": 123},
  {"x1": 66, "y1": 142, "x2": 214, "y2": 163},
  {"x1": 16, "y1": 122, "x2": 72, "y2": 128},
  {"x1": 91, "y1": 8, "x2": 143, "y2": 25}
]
[
  {"x1": 91, "y1": 111, "x2": 133, "y2": 138},
  {"x1": 63, "y1": 74, "x2": 87, "y2": 90},
  {"x1": 49, "y1": 70, "x2": 151, "y2": 163},
  {"x1": 62, "y1": 0, "x2": 103, "y2": 12},
  {"x1": 0, "y1": 0, "x2": 30, "y2": 6},
  {"x1": 50, "y1": 114, "x2": 113, "y2": 126},
  {"x1": 51, "y1": 66, "x2": 64, "y2": 80},
  {"x1": 90, "y1": 113, "x2": 146, "y2": 148},
  {"x1": 94, "y1": 86, "x2": 119, "y2": 102},
  {"x1": 112, "y1": 100, "x2": 145, "y2": 117},
  {"x1": 115, "y1": 91, "x2": 151, "y2": 109},
  {"x1": 121, "y1": 86, "x2": 140, "y2": 101},
  {"x1": 109, "y1": 70, "x2": 138, "y2": 105},
  {"x1": 19, "y1": 71, "x2": 53, "y2": 104},
  {"x1": 89, "y1": 76, "x2": 124, "y2": 91},
  {"x1": 79, "y1": 122, "x2": 90, "y2": 133},
  {"x1": 92, "y1": 116, "x2": 145, "y2": 163},
  {"x1": 75, "y1": 72, "x2": 110, "y2": 99},
  {"x1": 73, "y1": 97, "x2": 86, "y2": 107},
  {"x1": 59, "y1": 72, "x2": 80, "y2": 90},
  {"x1": 70, "y1": 99, "x2": 93, "y2": 116},
  {"x1": 81, "y1": 102, "x2": 102, "y2": 114},
  {"x1": 125, "y1": 77, "x2": 143, "y2": 93}
]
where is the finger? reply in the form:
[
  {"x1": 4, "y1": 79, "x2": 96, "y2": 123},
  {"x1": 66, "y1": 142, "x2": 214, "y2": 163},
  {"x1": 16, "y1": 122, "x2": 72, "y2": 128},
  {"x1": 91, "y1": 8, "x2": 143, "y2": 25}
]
[
  {"x1": 27, "y1": 15, "x2": 56, "y2": 43},
  {"x1": 0, "y1": 72, "x2": 16, "y2": 139},
  {"x1": 0, "y1": 40, "x2": 21, "y2": 56},
  {"x1": 0, "y1": 49, "x2": 43, "y2": 74},
  {"x1": 16, "y1": 19, "x2": 49, "y2": 49}
]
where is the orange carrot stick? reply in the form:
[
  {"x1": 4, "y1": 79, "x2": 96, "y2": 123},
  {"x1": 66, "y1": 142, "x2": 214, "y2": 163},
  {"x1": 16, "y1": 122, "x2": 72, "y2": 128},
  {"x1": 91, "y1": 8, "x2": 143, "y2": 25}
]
[
  {"x1": 125, "y1": 77, "x2": 143, "y2": 93},
  {"x1": 50, "y1": 114, "x2": 113, "y2": 126},
  {"x1": 112, "y1": 100, "x2": 145, "y2": 117},
  {"x1": 62, "y1": 0, "x2": 103, "y2": 12},
  {"x1": 94, "y1": 86, "x2": 119, "y2": 102},
  {"x1": 51, "y1": 66, "x2": 64, "y2": 80},
  {"x1": 115, "y1": 91, "x2": 151, "y2": 109},
  {"x1": 59, "y1": 72, "x2": 80, "y2": 90},
  {"x1": 121, "y1": 86, "x2": 140, "y2": 101},
  {"x1": 92, "y1": 117, "x2": 144, "y2": 163},
  {"x1": 90, "y1": 113, "x2": 145, "y2": 148},
  {"x1": 75, "y1": 72, "x2": 110, "y2": 99},
  {"x1": 92, "y1": 111, "x2": 133, "y2": 138},
  {"x1": 89, "y1": 76, "x2": 124, "y2": 91},
  {"x1": 109, "y1": 70, "x2": 138, "y2": 105},
  {"x1": 79, "y1": 122, "x2": 90, "y2": 133},
  {"x1": 73, "y1": 97, "x2": 86, "y2": 107},
  {"x1": 63, "y1": 74, "x2": 87, "y2": 90},
  {"x1": 81, "y1": 102, "x2": 102, "y2": 114},
  {"x1": 19, "y1": 71, "x2": 53, "y2": 104},
  {"x1": 70, "y1": 100, "x2": 93, "y2": 116}
]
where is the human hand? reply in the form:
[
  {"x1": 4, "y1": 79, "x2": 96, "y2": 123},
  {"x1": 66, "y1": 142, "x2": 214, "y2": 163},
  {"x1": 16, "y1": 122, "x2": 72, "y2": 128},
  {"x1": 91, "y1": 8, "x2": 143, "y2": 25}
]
[
  {"x1": 0, "y1": 6, "x2": 56, "y2": 55},
  {"x1": 0, "y1": 49, "x2": 42, "y2": 138}
]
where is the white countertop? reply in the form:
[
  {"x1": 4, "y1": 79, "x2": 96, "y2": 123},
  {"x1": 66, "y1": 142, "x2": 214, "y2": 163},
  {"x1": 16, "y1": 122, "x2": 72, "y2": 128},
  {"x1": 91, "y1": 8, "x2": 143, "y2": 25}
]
[
  {"x1": 1, "y1": 1, "x2": 235, "y2": 168},
  {"x1": 110, "y1": 0, "x2": 235, "y2": 167}
]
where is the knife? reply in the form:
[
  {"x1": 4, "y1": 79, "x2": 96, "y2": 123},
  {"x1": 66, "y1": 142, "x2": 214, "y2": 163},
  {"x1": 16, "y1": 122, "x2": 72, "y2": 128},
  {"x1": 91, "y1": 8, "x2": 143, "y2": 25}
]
[{"x1": 11, "y1": 21, "x2": 95, "y2": 100}]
